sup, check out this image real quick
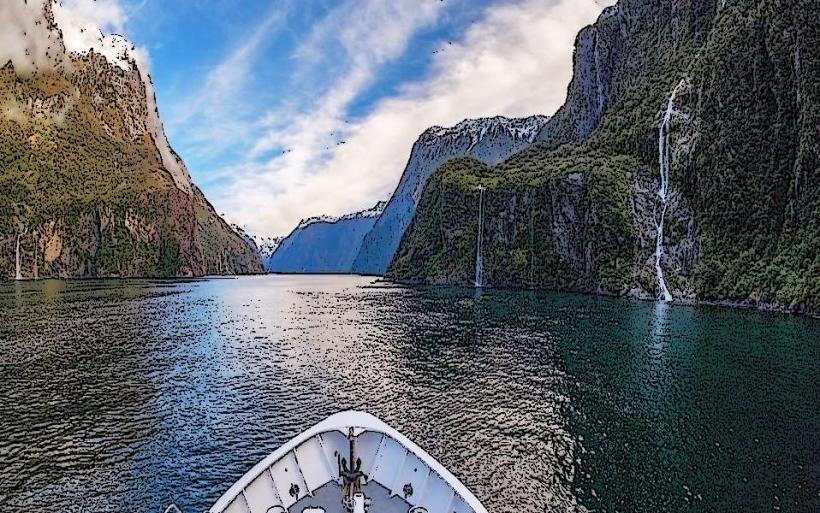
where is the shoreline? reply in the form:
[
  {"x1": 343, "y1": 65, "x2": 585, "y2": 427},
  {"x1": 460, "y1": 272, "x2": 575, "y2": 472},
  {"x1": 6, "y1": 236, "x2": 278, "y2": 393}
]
[
  {"x1": 380, "y1": 276, "x2": 820, "y2": 319},
  {"x1": 3, "y1": 272, "x2": 818, "y2": 319}
]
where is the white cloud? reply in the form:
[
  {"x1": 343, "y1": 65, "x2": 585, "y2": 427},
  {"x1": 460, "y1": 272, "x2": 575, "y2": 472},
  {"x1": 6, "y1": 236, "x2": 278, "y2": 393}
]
[
  {"x1": 0, "y1": 0, "x2": 65, "y2": 73},
  {"x1": 55, "y1": 0, "x2": 126, "y2": 34},
  {"x1": 52, "y1": 0, "x2": 149, "y2": 71},
  {"x1": 0, "y1": 0, "x2": 146, "y2": 72},
  {"x1": 249, "y1": 0, "x2": 444, "y2": 157},
  {"x1": 217, "y1": 0, "x2": 611, "y2": 237},
  {"x1": 166, "y1": 3, "x2": 292, "y2": 160}
]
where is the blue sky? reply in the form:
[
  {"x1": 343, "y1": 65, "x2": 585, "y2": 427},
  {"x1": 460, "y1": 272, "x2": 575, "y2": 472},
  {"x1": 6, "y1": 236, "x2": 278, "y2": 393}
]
[
  {"x1": 140, "y1": 0, "x2": 498, "y2": 182},
  {"x1": 59, "y1": 0, "x2": 611, "y2": 237}
]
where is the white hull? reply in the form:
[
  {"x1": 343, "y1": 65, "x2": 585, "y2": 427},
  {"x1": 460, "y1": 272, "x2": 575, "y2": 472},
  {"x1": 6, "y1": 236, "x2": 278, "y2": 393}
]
[{"x1": 210, "y1": 411, "x2": 487, "y2": 513}]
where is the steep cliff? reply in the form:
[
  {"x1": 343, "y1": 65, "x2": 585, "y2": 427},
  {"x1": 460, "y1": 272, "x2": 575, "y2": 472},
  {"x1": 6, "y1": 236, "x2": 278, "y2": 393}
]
[
  {"x1": 0, "y1": 1, "x2": 262, "y2": 278},
  {"x1": 266, "y1": 202, "x2": 385, "y2": 273},
  {"x1": 390, "y1": 0, "x2": 820, "y2": 313},
  {"x1": 352, "y1": 115, "x2": 548, "y2": 275},
  {"x1": 389, "y1": 150, "x2": 646, "y2": 294}
]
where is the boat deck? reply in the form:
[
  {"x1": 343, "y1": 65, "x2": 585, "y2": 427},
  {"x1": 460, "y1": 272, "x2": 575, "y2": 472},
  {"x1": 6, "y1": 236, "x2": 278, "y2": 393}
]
[
  {"x1": 289, "y1": 481, "x2": 410, "y2": 513},
  {"x1": 211, "y1": 412, "x2": 486, "y2": 513}
]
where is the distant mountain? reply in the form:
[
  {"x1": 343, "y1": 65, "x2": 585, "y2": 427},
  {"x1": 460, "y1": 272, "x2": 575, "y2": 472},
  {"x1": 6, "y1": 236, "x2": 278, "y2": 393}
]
[
  {"x1": 265, "y1": 202, "x2": 386, "y2": 273},
  {"x1": 389, "y1": 0, "x2": 820, "y2": 314},
  {"x1": 352, "y1": 115, "x2": 549, "y2": 275},
  {"x1": 256, "y1": 236, "x2": 284, "y2": 262},
  {"x1": 0, "y1": 0, "x2": 262, "y2": 279},
  {"x1": 227, "y1": 225, "x2": 283, "y2": 262}
]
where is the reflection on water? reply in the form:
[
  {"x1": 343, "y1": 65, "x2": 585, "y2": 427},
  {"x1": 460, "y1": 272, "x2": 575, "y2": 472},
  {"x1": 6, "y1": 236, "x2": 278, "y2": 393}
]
[{"x1": 0, "y1": 275, "x2": 818, "y2": 513}]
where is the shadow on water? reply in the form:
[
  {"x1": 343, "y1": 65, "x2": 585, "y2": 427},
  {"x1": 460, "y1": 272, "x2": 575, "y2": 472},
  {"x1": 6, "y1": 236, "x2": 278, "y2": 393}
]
[{"x1": 0, "y1": 276, "x2": 818, "y2": 513}]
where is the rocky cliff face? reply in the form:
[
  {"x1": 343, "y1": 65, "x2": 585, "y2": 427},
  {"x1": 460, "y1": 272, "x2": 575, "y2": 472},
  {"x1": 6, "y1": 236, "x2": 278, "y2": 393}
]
[
  {"x1": 266, "y1": 202, "x2": 386, "y2": 273},
  {"x1": 0, "y1": 0, "x2": 262, "y2": 278},
  {"x1": 352, "y1": 115, "x2": 549, "y2": 275},
  {"x1": 388, "y1": 151, "x2": 644, "y2": 293},
  {"x1": 390, "y1": 0, "x2": 820, "y2": 313}
]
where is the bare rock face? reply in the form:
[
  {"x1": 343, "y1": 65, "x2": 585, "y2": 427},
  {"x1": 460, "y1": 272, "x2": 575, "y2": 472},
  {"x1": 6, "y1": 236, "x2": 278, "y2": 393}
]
[
  {"x1": 537, "y1": 0, "x2": 718, "y2": 148},
  {"x1": 538, "y1": 7, "x2": 621, "y2": 147},
  {"x1": 0, "y1": 0, "x2": 262, "y2": 278},
  {"x1": 547, "y1": 173, "x2": 588, "y2": 277}
]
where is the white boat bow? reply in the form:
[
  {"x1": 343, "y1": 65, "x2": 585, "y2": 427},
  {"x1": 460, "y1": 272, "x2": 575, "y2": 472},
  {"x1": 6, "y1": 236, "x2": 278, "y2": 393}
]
[{"x1": 210, "y1": 411, "x2": 487, "y2": 513}]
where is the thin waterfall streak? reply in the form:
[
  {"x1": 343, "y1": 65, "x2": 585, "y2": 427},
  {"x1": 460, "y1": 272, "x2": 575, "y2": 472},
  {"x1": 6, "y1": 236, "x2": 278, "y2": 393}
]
[
  {"x1": 475, "y1": 186, "x2": 485, "y2": 288},
  {"x1": 655, "y1": 203, "x2": 671, "y2": 301},
  {"x1": 33, "y1": 233, "x2": 38, "y2": 280},
  {"x1": 655, "y1": 81, "x2": 685, "y2": 302},
  {"x1": 15, "y1": 234, "x2": 22, "y2": 281},
  {"x1": 594, "y1": 30, "x2": 605, "y2": 118}
]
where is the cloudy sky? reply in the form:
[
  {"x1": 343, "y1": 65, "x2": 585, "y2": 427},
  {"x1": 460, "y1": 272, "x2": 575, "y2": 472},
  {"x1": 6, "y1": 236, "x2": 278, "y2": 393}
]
[{"x1": 55, "y1": 0, "x2": 612, "y2": 237}]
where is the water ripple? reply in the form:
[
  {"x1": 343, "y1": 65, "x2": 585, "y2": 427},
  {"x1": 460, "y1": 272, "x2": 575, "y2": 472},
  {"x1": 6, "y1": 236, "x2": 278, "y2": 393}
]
[{"x1": 0, "y1": 276, "x2": 818, "y2": 513}]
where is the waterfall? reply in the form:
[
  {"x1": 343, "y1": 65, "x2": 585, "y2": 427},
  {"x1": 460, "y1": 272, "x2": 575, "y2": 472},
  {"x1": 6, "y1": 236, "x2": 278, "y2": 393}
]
[
  {"x1": 655, "y1": 82, "x2": 685, "y2": 302},
  {"x1": 594, "y1": 31, "x2": 605, "y2": 118},
  {"x1": 475, "y1": 186, "x2": 485, "y2": 288},
  {"x1": 33, "y1": 232, "x2": 38, "y2": 280},
  {"x1": 15, "y1": 233, "x2": 22, "y2": 281},
  {"x1": 529, "y1": 211, "x2": 534, "y2": 288}
]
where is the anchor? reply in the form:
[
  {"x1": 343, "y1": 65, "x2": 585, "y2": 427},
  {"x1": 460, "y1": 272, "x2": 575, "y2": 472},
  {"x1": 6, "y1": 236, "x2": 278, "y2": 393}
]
[{"x1": 338, "y1": 428, "x2": 369, "y2": 513}]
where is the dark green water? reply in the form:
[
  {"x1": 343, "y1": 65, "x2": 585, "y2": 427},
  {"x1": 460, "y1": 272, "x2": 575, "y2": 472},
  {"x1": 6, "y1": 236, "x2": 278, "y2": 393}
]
[{"x1": 0, "y1": 275, "x2": 817, "y2": 513}]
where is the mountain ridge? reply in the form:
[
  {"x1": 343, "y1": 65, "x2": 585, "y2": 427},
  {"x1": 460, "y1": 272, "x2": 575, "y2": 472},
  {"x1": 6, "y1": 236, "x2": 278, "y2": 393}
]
[
  {"x1": 264, "y1": 201, "x2": 386, "y2": 273},
  {"x1": 296, "y1": 201, "x2": 387, "y2": 230},
  {"x1": 0, "y1": 0, "x2": 262, "y2": 279},
  {"x1": 388, "y1": 0, "x2": 820, "y2": 314},
  {"x1": 352, "y1": 114, "x2": 550, "y2": 275}
]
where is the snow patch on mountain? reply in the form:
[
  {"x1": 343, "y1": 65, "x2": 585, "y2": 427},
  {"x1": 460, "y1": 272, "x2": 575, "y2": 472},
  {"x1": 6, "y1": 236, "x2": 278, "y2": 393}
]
[
  {"x1": 425, "y1": 115, "x2": 548, "y2": 147},
  {"x1": 255, "y1": 236, "x2": 283, "y2": 260},
  {"x1": 297, "y1": 201, "x2": 387, "y2": 229},
  {"x1": 340, "y1": 201, "x2": 388, "y2": 220}
]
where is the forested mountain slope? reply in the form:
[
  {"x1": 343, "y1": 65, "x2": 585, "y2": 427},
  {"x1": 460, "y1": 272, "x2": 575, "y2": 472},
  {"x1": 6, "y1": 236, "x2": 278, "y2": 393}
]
[
  {"x1": 389, "y1": 0, "x2": 819, "y2": 313},
  {"x1": 0, "y1": 1, "x2": 262, "y2": 278}
]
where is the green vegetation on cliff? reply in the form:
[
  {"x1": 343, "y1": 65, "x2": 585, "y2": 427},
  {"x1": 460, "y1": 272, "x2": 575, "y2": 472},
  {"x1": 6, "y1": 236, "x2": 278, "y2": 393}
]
[
  {"x1": 0, "y1": 64, "x2": 188, "y2": 277},
  {"x1": 0, "y1": 56, "x2": 262, "y2": 278},
  {"x1": 389, "y1": 149, "x2": 650, "y2": 294},
  {"x1": 390, "y1": 0, "x2": 820, "y2": 313}
]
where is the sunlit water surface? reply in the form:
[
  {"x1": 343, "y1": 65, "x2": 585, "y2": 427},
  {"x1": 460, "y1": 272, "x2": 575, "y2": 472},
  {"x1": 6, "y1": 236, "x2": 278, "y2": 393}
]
[{"x1": 0, "y1": 275, "x2": 818, "y2": 513}]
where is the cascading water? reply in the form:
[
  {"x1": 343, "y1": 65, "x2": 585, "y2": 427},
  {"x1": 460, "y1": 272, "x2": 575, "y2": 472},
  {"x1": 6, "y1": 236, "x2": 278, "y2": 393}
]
[
  {"x1": 594, "y1": 31, "x2": 605, "y2": 118},
  {"x1": 15, "y1": 233, "x2": 22, "y2": 281},
  {"x1": 655, "y1": 82, "x2": 685, "y2": 302},
  {"x1": 475, "y1": 185, "x2": 485, "y2": 288},
  {"x1": 33, "y1": 231, "x2": 38, "y2": 280}
]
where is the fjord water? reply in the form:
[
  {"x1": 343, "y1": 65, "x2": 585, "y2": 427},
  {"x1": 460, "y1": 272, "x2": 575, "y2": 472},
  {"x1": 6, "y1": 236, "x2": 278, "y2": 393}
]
[{"x1": 0, "y1": 276, "x2": 817, "y2": 513}]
